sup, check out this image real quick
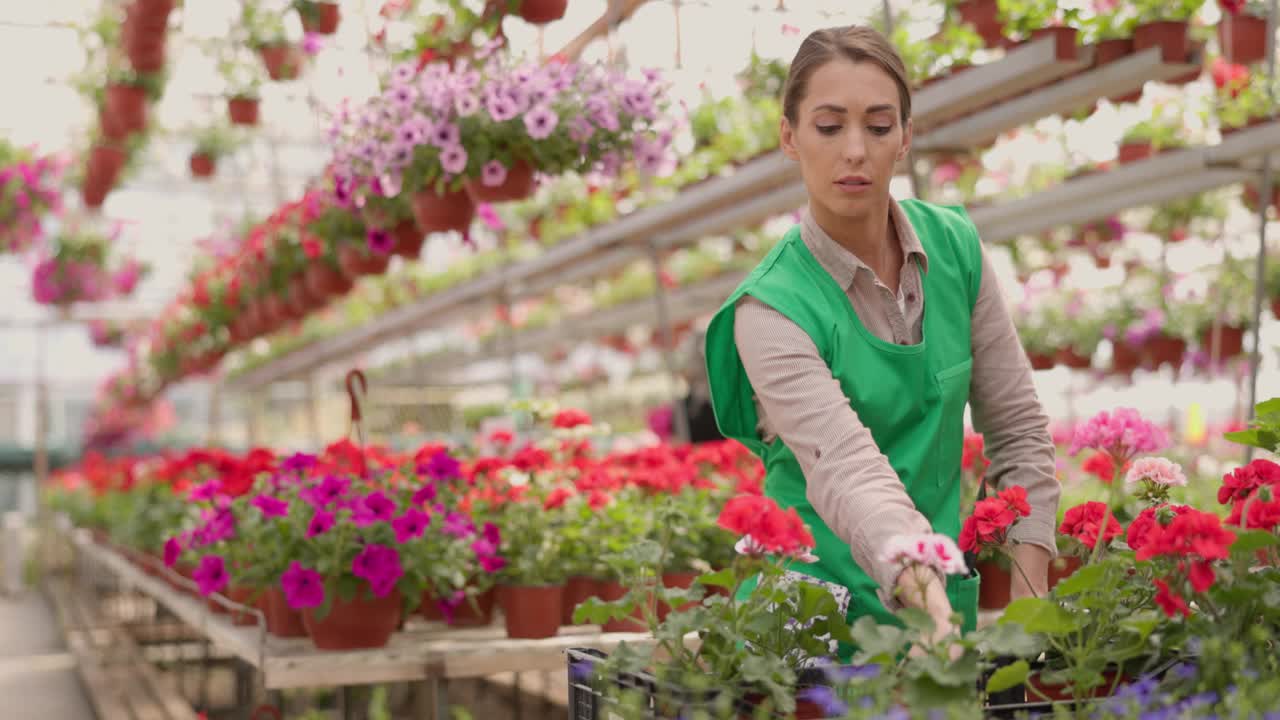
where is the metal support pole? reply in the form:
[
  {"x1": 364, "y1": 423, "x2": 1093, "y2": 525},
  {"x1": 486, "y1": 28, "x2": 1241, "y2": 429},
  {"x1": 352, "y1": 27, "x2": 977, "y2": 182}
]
[
  {"x1": 1245, "y1": 0, "x2": 1278, "y2": 462},
  {"x1": 646, "y1": 240, "x2": 692, "y2": 443},
  {"x1": 305, "y1": 373, "x2": 322, "y2": 448}
]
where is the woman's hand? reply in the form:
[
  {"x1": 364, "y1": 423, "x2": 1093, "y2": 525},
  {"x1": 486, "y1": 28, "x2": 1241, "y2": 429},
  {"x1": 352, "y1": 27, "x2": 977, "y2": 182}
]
[{"x1": 894, "y1": 564, "x2": 964, "y2": 659}]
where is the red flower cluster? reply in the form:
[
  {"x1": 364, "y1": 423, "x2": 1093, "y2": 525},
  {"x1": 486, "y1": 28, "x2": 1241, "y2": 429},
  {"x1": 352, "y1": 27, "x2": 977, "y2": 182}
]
[
  {"x1": 1058, "y1": 501, "x2": 1123, "y2": 550},
  {"x1": 552, "y1": 408, "x2": 593, "y2": 429},
  {"x1": 717, "y1": 495, "x2": 815, "y2": 558},
  {"x1": 1218, "y1": 460, "x2": 1280, "y2": 532},
  {"x1": 1081, "y1": 451, "x2": 1124, "y2": 485},
  {"x1": 961, "y1": 433, "x2": 991, "y2": 477},
  {"x1": 958, "y1": 486, "x2": 1031, "y2": 552},
  {"x1": 1136, "y1": 508, "x2": 1236, "y2": 593},
  {"x1": 1153, "y1": 578, "x2": 1191, "y2": 618},
  {"x1": 1219, "y1": 458, "x2": 1280, "y2": 505},
  {"x1": 1125, "y1": 504, "x2": 1193, "y2": 554}
]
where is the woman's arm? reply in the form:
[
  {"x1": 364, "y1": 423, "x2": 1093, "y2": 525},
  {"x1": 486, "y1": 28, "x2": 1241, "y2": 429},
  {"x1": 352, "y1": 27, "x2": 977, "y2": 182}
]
[
  {"x1": 968, "y1": 246, "x2": 1061, "y2": 599},
  {"x1": 733, "y1": 296, "x2": 938, "y2": 610}
]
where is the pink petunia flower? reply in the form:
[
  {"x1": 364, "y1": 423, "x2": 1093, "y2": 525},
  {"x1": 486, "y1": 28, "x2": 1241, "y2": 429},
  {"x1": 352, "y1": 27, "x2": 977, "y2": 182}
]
[
  {"x1": 480, "y1": 160, "x2": 508, "y2": 187},
  {"x1": 281, "y1": 561, "x2": 325, "y2": 609},
  {"x1": 392, "y1": 508, "x2": 430, "y2": 543},
  {"x1": 193, "y1": 555, "x2": 230, "y2": 597}
]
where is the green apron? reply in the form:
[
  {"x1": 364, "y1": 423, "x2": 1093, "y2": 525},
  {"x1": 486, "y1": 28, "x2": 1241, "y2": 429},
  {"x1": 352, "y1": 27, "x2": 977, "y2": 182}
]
[{"x1": 704, "y1": 199, "x2": 983, "y2": 642}]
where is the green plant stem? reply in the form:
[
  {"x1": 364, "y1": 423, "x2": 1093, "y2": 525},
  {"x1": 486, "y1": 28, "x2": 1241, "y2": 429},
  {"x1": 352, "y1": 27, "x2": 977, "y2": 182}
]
[{"x1": 1004, "y1": 547, "x2": 1041, "y2": 599}]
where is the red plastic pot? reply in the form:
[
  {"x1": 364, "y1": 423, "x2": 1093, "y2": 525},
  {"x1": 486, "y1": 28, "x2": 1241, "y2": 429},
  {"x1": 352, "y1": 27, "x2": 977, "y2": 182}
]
[
  {"x1": 338, "y1": 244, "x2": 391, "y2": 277},
  {"x1": 561, "y1": 576, "x2": 600, "y2": 625},
  {"x1": 105, "y1": 84, "x2": 148, "y2": 135},
  {"x1": 1054, "y1": 348, "x2": 1093, "y2": 370},
  {"x1": 418, "y1": 592, "x2": 447, "y2": 621},
  {"x1": 1093, "y1": 37, "x2": 1133, "y2": 68},
  {"x1": 1047, "y1": 557, "x2": 1082, "y2": 590},
  {"x1": 1117, "y1": 141, "x2": 1153, "y2": 164},
  {"x1": 228, "y1": 97, "x2": 260, "y2": 126},
  {"x1": 1219, "y1": 13, "x2": 1268, "y2": 65},
  {"x1": 411, "y1": 187, "x2": 475, "y2": 235},
  {"x1": 448, "y1": 588, "x2": 496, "y2": 627},
  {"x1": 1027, "y1": 352, "x2": 1055, "y2": 371},
  {"x1": 1027, "y1": 670, "x2": 1130, "y2": 702},
  {"x1": 392, "y1": 220, "x2": 425, "y2": 259},
  {"x1": 499, "y1": 584, "x2": 563, "y2": 639},
  {"x1": 264, "y1": 588, "x2": 308, "y2": 638},
  {"x1": 303, "y1": 587, "x2": 402, "y2": 650},
  {"x1": 464, "y1": 160, "x2": 537, "y2": 203},
  {"x1": 1029, "y1": 26, "x2": 1078, "y2": 61},
  {"x1": 1143, "y1": 334, "x2": 1187, "y2": 369},
  {"x1": 598, "y1": 581, "x2": 651, "y2": 633},
  {"x1": 1272, "y1": 297, "x2": 1280, "y2": 321},
  {"x1": 300, "y1": 1, "x2": 341, "y2": 34},
  {"x1": 1112, "y1": 341, "x2": 1143, "y2": 376},
  {"x1": 189, "y1": 152, "x2": 215, "y2": 178},
  {"x1": 975, "y1": 560, "x2": 1011, "y2": 610},
  {"x1": 1133, "y1": 20, "x2": 1189, "y2": 63},
  {"x1": 518, "y1": 0, "x2": 568, "y2": 24},
  {"x1": 305, "y1": 261, "x2": 353, "y2": 300},
  {"x1": 1201, "y1": 325, "x2": 1245, "y2": 359},
  {"x1": 658, "y1": 572, "x2": 700, "y2": 620},
  {"x1": 954, "y1": 0, "x2": 1004, "y2": 48},
  {"x1": 259, "y1": 44, "x2": 303, "y2": 81}
]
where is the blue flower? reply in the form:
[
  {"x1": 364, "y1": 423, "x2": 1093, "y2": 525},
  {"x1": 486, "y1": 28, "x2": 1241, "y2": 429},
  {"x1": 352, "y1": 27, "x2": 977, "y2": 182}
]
[
  {"x1": 797, "y1": 686, "x2": 848, "y2": 717},
  {"x1": 568, "y1": 660, "x2": 593, "y2": 683},
  {"x1": 874, "y1": 708, "x2": 910, "y2": 720},
  {"x1": 1169, "y1": 662, "x2": 1198, "y2": 682},
  {"x1": 826, "y1": 664, "x2": 881, "y2": 683}
]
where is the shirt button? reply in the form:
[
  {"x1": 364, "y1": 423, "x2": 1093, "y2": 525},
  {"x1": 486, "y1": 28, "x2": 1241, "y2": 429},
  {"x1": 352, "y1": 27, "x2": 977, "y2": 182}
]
[{"x1": 907, "y1": 293, "x2": 916, "y2": 303}]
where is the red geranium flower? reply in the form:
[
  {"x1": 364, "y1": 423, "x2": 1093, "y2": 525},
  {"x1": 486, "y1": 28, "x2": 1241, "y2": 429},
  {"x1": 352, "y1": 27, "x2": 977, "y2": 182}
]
[
  {"x1": 717, "y1": 495, "x2": 815, "y2": 559},
  {"x1": 1135, "y1": 509, "x2": 1236, "y2": 595},
  {"x1": 1153, "y1": 577, "x2": 1191, "y2": 618},
  {"x1": 1126, "y1": 504, "x2": 1193, "y2": 554},
  {"x1": 961, "y1": 433, "x2": 991, "y2": 476},
  {"x1": 1058, "y1": 501, "x2": 1123, "y2": 550},
  {"x1": 543, "y1": 487, "x2": 574, "y2": 510},
  {"x1": 1218, "y1": 458, "x2": 1280, "y2": 505},
  {"x1": 552, "y1": 408, "x2": 592, "y2": 429}
]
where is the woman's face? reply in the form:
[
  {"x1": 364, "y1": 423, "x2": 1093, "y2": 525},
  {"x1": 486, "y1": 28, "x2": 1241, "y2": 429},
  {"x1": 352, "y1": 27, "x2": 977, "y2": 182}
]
[{"x1": 780, "y1": 58, "x2": 911, "y2": 224}]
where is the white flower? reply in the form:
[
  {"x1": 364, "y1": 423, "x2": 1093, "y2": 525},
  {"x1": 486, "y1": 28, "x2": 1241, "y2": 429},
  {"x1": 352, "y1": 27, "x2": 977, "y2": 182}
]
[
  {"x1": 881, "y1": 533, "x2": 968, "y2": 576},
  {"x1": 735, "y1": 535, "x2": 818, "y2": 563},
  {"x1": 1125, "y1": 457, "x2": 1188, "y2": 488}
]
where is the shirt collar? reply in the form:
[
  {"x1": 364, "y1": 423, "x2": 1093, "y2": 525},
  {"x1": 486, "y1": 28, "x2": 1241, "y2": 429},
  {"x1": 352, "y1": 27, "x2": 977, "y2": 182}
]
[{"x1": 799, "y1": 199, "x2": 930, "y2": 289}]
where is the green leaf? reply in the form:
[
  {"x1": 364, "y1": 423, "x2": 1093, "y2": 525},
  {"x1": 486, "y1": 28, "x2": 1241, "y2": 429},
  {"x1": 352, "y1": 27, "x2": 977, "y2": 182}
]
[
  {"x1": 986, "y1": 660, "x2": 1030, "y2": 694},
  {"x1": 902, "y1": 674, "x2": 976, "y2": 708},
  {"x1": 1119, "y1": 609, "x2": 1161, "y2": 640},
  {"x1": 696, "y1": 568, "x2": 735, "y2": 589},
  {"x1": 571, "y1": 596, "x2": 637, "y2": 626},
  {"x1": 896, "y1": 607, "x2": 936, "y2": 638},
  {"x1": 1050, "y1": 563, "x2": 1106, "y2": 596},
  {"x1": 999, "y1": 597, "x2": 1081, "y2": 635},
  {"x1": 912, "y1": 651, "x2": 979, "y2": 687},
  {"x1": 850, "y1": 616, "x2": 910, "y2": 661},
  {"x1": 1231, "y1": 530, "x2": 1280, "y2": 554},
  {"x1": 972, "y1": 623, "x2": 1043, "y2": 658}
]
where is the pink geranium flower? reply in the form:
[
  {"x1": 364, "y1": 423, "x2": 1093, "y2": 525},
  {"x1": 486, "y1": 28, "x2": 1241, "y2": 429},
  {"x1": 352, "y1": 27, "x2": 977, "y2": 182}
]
[
  {"x1": 1069, "y1": 408, "x2": 1168, "y2": 466},
  {"x1": 881, "y1": 534, "x2": 968, "y2": 577},
  {"x1": 1125, "y1": 457, "x2": 1188, "y2": 488}
]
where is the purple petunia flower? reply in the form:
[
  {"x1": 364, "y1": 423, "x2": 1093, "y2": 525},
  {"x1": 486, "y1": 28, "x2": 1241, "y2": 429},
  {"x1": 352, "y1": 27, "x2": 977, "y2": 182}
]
[
  {"x1": 455, "y1": 93, "x2": 480, "y2": 117},
  {"x1": 523, "y1": 106, "x2": 559, "y2": 140},
  {"x1": 439, "y1": 144, "x2": 468, "y2": 175},
  {"x1": 479, "y1": 554, "x2": 506, "y2": 573},
  {"x1": 163, "y1": 537, "x2": 182, "y2": 568},
  {"x1": 303, "y1": 475, "x2": 350, "y2": 508},
  {"x1": 193, "y1": 555, "x2": 229, "y2": 597},
  {"x1": 251, "y1": 494, "x2": 289, "y2": 519},
  {"x1": 442, "y1": 511, "x2": 475, "y2": 539},
  {"x1": 797, "y1": 687, "x2": 848, "y2": 718},
  {"x1": 568, "y1": 116, "x2": 595, "y2": 143},
  {"x1": 480, "y1": 160, "x2": 507, "y2": 187},
  {"x1": 351, "y1": 544, "x2": 403, "y2": 597},
  {"x1": 306, "y1": 509, "x2": 336, "y2": 538},
  {"x1": 431, "y1": 122, "x2": 460, "y2": 148},
  {"x1": 486, "y1": 95, "x2": 518, "y2": 122},
  {"x1": 196, "y1": 508, "x2": 236, "y2": 546},
  {"x1": 367, "y1": 228, "x2": 395, "y2": 255},
  {"x1": 280, "y1": 561, "x2": 325, "y2": 609},
  {"x1": 392, "y1": 508, "x2": 431, "y2": 543}
]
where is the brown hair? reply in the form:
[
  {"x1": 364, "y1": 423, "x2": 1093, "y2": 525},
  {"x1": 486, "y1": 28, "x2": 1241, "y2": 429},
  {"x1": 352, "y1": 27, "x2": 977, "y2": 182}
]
[{"x1": 782, "y1": 25, "x2": 912, "y2": 126}]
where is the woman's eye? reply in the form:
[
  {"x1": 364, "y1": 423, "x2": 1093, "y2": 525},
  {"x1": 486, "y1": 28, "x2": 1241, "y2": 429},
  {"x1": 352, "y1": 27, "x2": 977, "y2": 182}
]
[
  {"x1": 869, "y1": 125, "x2": 893, "y2": 136},
  {"x1": 816, "y1": 124, "x2": 841, "y2": 136}
]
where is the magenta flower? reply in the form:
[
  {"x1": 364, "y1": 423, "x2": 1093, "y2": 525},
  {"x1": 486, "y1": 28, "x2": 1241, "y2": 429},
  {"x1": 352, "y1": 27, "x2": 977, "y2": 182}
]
[
  {"x1": 195, "y1": 508, "x2": 236, "y2": 546},
  {"x1": 193, "y1": 555, "x2": 230, "y2": 597},
  {"x1": 351, "y1": 544, "x2": 404, "y2": 597},
  {"x1": 353, "y1": 491, "x2": 397, "y2": 527},
  {"x1": 163, "y1": 537, "x2": 182, "y2": 568},
  {"x1": 189, "y1": 480, "x2": 221, "y2": 502},
  {"x1": 439, "y1": 144, "x2": 468, "y2": 175},
  {"x1": 367, "y1": 228, "x2": 395, "y2": 254},
  {"x1": 523, "y1": 105, "x2": 559, "y2": 140},
  {"x1": 282, "y1": 452, "x2": 318, "y2": 473},
  {"x1": 479, "y1": 554, "x2": 507, "y2": 573},
  {"x1": 281, "y1": 561, "x2": 325, "y2": 609},
  {"x1": 1069, "y1": 408, "x2": 1168, "y2": 465},
  {"x1": 304, "y1": 475, "x2": 351, "y2": 508},
  {"x1": 306, "y1": 509, "x2": 336, "y2": 538},
  {"x1": 423, "y1": 450, "x2": 461, "y2": 481},
  {"x1": 302, "y1": 31, "x2": 324, "y2": 55},
  {"x1": 412, "y1": 481, "x2": 438, "y2": 506},
  {"x1": 476, "y1": 203, "x2": 504, "y2": 231},
  {"x1": 392, "y1": 508, "x2": 431, "y2": 543},
  {"x1": 251, "y1": 494, "x2": 289, "y2": 518},
  {"x1": 480, "y1": 160, "x2": 508, "y2": 187},
  {"x1": 442, "y1": 511, "x2": 475, "y2": 538}
]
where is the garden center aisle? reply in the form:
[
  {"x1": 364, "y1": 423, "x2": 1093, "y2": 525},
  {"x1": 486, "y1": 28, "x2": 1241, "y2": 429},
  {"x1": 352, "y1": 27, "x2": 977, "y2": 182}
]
[{"x1": 0, "y1": 592, "x2": 94, "y2": 720}]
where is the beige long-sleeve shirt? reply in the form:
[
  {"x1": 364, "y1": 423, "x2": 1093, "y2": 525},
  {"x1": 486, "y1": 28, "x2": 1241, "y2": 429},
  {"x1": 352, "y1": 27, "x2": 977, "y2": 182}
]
[{"x1": 733, "y1": 202, "x2": 1059, "y2": 605}]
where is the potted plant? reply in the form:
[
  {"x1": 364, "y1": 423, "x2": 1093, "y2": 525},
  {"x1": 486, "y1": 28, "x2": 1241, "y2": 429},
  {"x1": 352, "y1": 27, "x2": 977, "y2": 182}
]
[
  {"x1": 0, "y1": 142, "x2": 65, "y2": 255},
  {"x1": 996, "y1": 0, "x2": 1080, "y2": 59},
  {"x1": 1217, "y1": 73, "x2": 1274, "y2": 134},
  {"x1": 292, "y1": 0, "x2": 341, "y2": 34},
  {"x1": 1119, "y1": 109, "x2": 1188, "y2": 162},
  {"x1": 31, "y1": 227, "x2": 115, "y2": 306},
  {"x1": 242, "y1": 2, "x2": 303, "y2": 82},
  {"x1": 1130, "y1": 0, "x2": 1207, "y2": 64},
  {"x1": 189, "y1": 124, "x2": 241, "y2": 179},
  {"x1": 495, "y1": 480, "x2": 569, "y2": 639},
  {"x1": 221, "y1": 57, "x2": 264, "y2": 127},
  {"x1": 946, "y1": 0, "x2": 1006, "y2": 48},
  {"x1": 513, "y1": 0, "x2": 569, "y2": 24},
  {"x1": 1218, "y1": 0, "x2": 1268, "y2": 65}
]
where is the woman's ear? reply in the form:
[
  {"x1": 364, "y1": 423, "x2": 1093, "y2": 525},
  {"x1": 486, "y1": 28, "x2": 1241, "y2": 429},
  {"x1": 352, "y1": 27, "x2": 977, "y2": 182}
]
[
  {"x1": 780, "y1": 117, "x2": 799, "y2": 161},
  {"x1": 897, "y1": 117, "x2": 914, "y2": 162}
]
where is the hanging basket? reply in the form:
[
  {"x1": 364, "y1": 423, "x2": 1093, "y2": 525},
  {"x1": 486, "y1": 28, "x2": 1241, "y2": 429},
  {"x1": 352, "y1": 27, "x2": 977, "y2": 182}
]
[
  {"x1": 518, "y1": 0, "x2": 569, "y2": 24},
  {"x1": 189, "y1": 153, "x2": 216, "y2": 178},
  {"x1": 499, "y1": 584, "x2": 563, "y2": 639},
  {"x1": 392, "y1": 220, "x2": 425, "y2": 259},
  {"x1": 1219, "y1": 13, "x2": 1268, "y2": 65},
  {"x1": 1027, "y1": 352, "x2": 1056, "y2": 371},
  {"x1": 305, "y1": 261, "x2": 354, "y2": 299},
  {"x1": 264, "y1": 588, "x2": 308, "y2": 638},
  {"x1": 259, "y1": 44, "x2": 304, "y2": 81},
  {"x1": 954, "y1": 0, "x2": 1004, "y2": 48},
  {"x1": 228, "y1": 97, "x2": 261, "y2": 126},
  {"x1": 100, "y1": 108, "x2": 129, "y2": 142},
  {"x1": 82, "y1": 145, "x2": 127, "y2": 208},
  {"x1": 302, "y1": 586, "x2": 402, "y2": 650},
  {"x1": 464, "y1": 160, "x2": 537, "y2": 203},
  {"x1": 338, "y1": 244, "x2": 391, "y2": 277},
  {"x1": 1201, "y1": 325, "x2": 1245, "y2": 359},
  {"x1": 300, "y1": 1, "x2": 341, "y2": 34},
  {"x1": 105, "y1": 84, "x2": 148, "y2": 135},
  {"x1": 411, "y1": 187, "x2": 475, "y2": 234},
  {"x1": 1133, "y1": 20, "x2": 1190, "y2": 63}
]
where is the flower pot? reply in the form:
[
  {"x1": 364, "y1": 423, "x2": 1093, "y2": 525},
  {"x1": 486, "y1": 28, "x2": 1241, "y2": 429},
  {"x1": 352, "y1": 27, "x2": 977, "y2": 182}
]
[
  {"x1": 302, "y1": 587, "x2": 402, "y2": 650},
  {"x1": 1112, "y1": 341, "x2": 1143, "y2": 376},
  {"x1": 1243, "y1": 183, "x2": 1280, "y2": 213},
  {"x1": 449, "y1": 588, "x2": 496, "y2": 627},
  {"x1": 499, "y1": 584, "x2": 563, "y2": 639},
  {"x1": 1133, "y1": 20, "x2": 1189, "y2": 64},
  {"x1": 287, "y1": 275, "x2": 323, "y2": 317},
  {"x1": 1027, "y1": 352, "x2": 1055, "y2": 371},
  {"x1": 83, "y1": 145, "x2": 127, "y2": 208},
  {"x1": 1029, "y1": 26, "x2": 1078, "y2": 61},
  {"x1": 189, "y1": 152, "x2": 215, "y2": 178},
  {"x1": 305, "y1": 261, "x2": 353, "y2": 300},
  {"x1": 1142, "y1": 334, "x2": 1186, "y2": 369},
  {"x1": 1117, "y1": 141, "x2": 1153, "y2": 164},
  {"x1": 418, "y1": 592, "x2": 447, "y2": 621},
  {"x1": 562, "y1": 576, "x2": 600, "y2": 625},
  {"x1": 392, "y1": 220, "x2": 425, "y2": 259},
  {"x1": 1201, "y1": 325, "x2": 1245, "y2": 359},
  {"x1": 338, "y1": 244, "x2": 390, "y2": 277},
  {"x1": 1093, "y1": 37, "x2": 1133, "y2": 68},
  {"x1": 411, "y1": 188, "x2": 475, "y2": 235},
  {"x1": 599, "y1": 581, "x2": 650, "y2": 633},
  {"x1": 264, "y1": 588, "x2": 308, "y2": 638},
  {"x1": 259, "y1": 44, "x2": 304, "y2": 81},
  {"x1": 1272, "y1": 296, "x2": 1280, "y2": 321},
  {"x1": 228, "y1": 97, "x2": 260, "y2": 126},
  {"x1": 518, "y1": 0, "x2": 568, "y2": 24},
  {"x1": 975, "y1": 560, "x2": 1011, "y2": 610},
  {"x1": 1219, "y1": 13, "x2": 1268, "y2": 65},
  {"x1": 1047, "y1": 556, "x2": 1081, "y2": 590},
  {"x1": 658, "y1": 572, "x2": 700, "y2": 620},
  {"x1": 105, "y1": 84, "x2": 148, "y2": 135},
  {"x1": 1026, "y1": 669, "x2": 1129, "y2": 702},
  {"x1": 300, "y1": 1, "x2": 341, "y2": 34},
  {"x1": 464, "y1": 161, "x2": 536, "y2": 203},
  {"x1": 133, "y1": 0, "x2": 174, "y2": 21},
  {"x1": 100, "y1": 108, "x2": 129, "y2": 142},
  {"x1": 1054, "y1": 348, "x2": 1093, "y2": 370},
  {"x1": 264, "y1": 295, "x2": 296, "y2": 326},
  {"x1": 954, "y1": 0, "x2": 1004, "y2": 48},
  {"x1": 1166, "y1": 40, "x2": 1205, "y2": 85},
  {"x1": 228, "y1": 585, "x2": 259, "y2": 627}
]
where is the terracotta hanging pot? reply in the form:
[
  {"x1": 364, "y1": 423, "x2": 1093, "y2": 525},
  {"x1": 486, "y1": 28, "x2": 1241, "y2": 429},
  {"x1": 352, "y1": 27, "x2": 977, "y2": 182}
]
[
  {"x1": 392, "y1": 220, "x2": 425, "y2": 259},
  {"x1": 1143, "y1": 334, "x2": 1187, "y2": 369},
  {"x1": 305, "y1": 261, "x2": 353, "y2": 299},
  {"x1": 1201, "y1": 325, "x2": 1246, "y2": 359},
  {"x1": 975, "y1": 560, "x2": 1011, "y2": 610},
  {"x1": 100, "y1": 108, "x2": 129, "y2": 142},
  {"x1": 302, "y1": 586, "x2": 402, "y2": 650},
  {"x1": 1027, "y1": 352, "x2": 1055, "y2": 371},
  {"x1": 264, "y1": 588, "x2": 308, "y2": 638},
  {"x1": 448, "y1": 588, "x2": 496, "y2": 627},
  {"x1": 1054, "y1": 348, "x2": 1093, "y2": 370},
  {"x1": 1117, "y1": 141, "x2": 1153, "y2": 164},
  {"x1": 1219, "y1": 13, "x2": 1268, "y2": 65},
  {"x1": 338, "y1": 244, "x2": 391, "y2": 277},
  {"x1": 517, "y1": 0, "x2": 568, "y2": 24},
  {"x1": 82, "y1": 145, "x2": 127, "y2": 208},
  {"x1": 499, "y1": 584, "x2": 563, "y2": 639},
  {"x1": 1166, "y1": 40, "x2": 1205, "y2": 85},
  {"x1": 227, "y1": 97, "x2": 261, "y2": 126},
  {"x1": 411, "y1": 187, "x2": 475, "y2": 234},
  {"x1": 133, "y1": 0, "x2": 174, "y2": 21},
  {"x1": 287, "y1": 275, "x2": 322, "y2": 317},
  {"x1": 464, "y1": 160, "x2": 537, "y2": 203},
  {"x1": 1112, "y1": 341, "x2": 1143, "y2": 376},
  {"x1": 105, "y1": 84, "x2": 148, "y2": 135},
  {"x1": 954, "y1": 0, "x2": 1004, "y2": 48},
  {"x1": 189, "y1": 153, "x2": 215, "y2": 178},
  {"x1": 561, "y1": 576, "x2": 600, "y2": 625},
  {"x1": 259, "y1": 44, "x2": 304, "y2": 81},
  {"x1": 1133, "y1": 20, "x2": 1189, "y2": 63},
  {"x1": 264, "y1": 295, "x2": 293, "y2": 326},
  {"x1": 126, "y1": 41, "x2": 166, "y2": 72},
  {"x1": 299, "y1": 1, "x2": 341, "y2": 34}
]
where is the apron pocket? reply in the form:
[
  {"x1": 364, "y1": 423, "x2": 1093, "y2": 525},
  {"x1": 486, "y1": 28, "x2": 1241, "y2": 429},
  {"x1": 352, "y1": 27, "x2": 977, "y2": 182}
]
[{"x1": 946, "y1": 571, "x2": 981, "y2": 634}]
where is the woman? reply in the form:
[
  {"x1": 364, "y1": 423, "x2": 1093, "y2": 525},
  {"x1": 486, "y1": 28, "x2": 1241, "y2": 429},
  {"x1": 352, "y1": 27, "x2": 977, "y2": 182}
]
[{"x1": 704, "y1": 26, "x2": 1059, "y2": 645}]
